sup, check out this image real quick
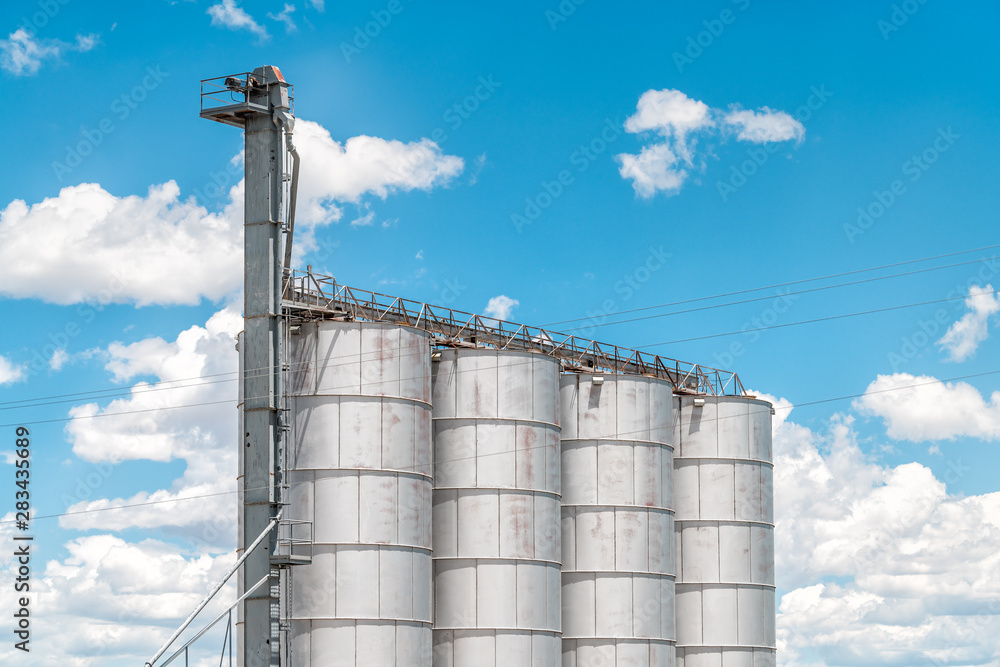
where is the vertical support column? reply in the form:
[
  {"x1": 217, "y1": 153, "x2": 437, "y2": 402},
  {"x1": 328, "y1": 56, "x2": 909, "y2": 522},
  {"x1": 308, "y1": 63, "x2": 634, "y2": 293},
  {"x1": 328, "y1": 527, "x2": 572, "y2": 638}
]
[
  {"x1": 673, "y1": 396, "x2": 776, "y2": 667},
  {"x1": 239, "y1": 66, "x2": 290, "y2": 667}
]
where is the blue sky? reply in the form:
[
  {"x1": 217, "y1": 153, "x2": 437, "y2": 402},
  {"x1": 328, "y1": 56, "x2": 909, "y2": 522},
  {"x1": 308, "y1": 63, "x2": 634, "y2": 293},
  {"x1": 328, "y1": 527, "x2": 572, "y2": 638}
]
[{"x1": 2, "y1": 0, "x2": 1000, "y2": 664}]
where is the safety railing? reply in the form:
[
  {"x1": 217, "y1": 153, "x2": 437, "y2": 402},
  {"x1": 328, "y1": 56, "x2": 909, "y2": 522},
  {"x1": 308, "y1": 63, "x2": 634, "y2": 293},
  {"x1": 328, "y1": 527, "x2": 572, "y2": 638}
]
[
  {"x1": 272, "y1": 519, "x2": 313, "y2": 566},
  {"x1": 282, "y1": 269, "x2": 746, "y2": 396},
  {"x1": 200, "y1": 72, "x2": 293, "y2": 128}
]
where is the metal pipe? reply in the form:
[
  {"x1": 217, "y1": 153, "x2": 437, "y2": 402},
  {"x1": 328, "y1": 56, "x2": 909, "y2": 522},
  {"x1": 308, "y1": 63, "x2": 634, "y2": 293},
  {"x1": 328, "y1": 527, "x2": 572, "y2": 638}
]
[
  {"x1": 217, "y1": 611, "x2": 230, "y2": 667},
  {"x1": 159, "y1": 575, "x2": 270, "y2": 667},
  {"x1": 274, "y1": 109, "x2": 299, "y2": 274},
  {"x1": 145, "y1": 514, "x2": 281, "y2": 667}
]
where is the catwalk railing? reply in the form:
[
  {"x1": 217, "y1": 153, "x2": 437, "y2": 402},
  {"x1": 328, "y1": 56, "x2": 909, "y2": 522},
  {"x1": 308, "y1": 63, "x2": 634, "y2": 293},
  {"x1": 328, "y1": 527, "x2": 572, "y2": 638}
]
[{"x1": 282, "y1": 269, "x2": 746, "y2": 396}]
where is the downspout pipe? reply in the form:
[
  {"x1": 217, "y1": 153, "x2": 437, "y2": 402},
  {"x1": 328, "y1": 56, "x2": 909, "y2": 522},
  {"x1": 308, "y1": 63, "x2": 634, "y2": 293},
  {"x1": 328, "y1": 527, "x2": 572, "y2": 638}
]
[{"x1": 274, "y1": 109, "x2": 300, "y2": 276}]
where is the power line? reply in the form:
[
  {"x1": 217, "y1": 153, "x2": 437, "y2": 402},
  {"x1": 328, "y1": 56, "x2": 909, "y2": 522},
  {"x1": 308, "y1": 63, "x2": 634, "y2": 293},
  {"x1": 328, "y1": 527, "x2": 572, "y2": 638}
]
[
  {"x1": 4, "y1": 286, "x2": 994, "y2": 423},
  {"x1": 559, "y1": 254, "x2": 1000, "y2": 333},
  {"x1": 5, "y1": 368, "x2": 998, "y2": 528},
  {"x1": 639, "y1": 288, "x2": 999, "y2": 347},
  {"x1": 541, "y1": 242, "x2": 1000, "y2": 327},
  {"x1": 6, "y1": 245, "x2": 997, "y2": 412}
]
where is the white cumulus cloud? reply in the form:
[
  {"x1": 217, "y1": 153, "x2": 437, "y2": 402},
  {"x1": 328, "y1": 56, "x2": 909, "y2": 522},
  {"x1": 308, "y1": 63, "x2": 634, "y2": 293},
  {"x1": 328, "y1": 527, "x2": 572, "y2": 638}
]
[
  {"x1": 484, "y1": 295, "x2": 519, "y2": 321},
  {"x1": 49, "y1": 348, "x2": 69, "y2": 371},
  {"x1": 616, "y1": 143, "x2": 687, "y2": 198},
  {"x1": 0, "y1": 355, "x2": 24, "y2": 385},
  {"x1": 937, "y1": 284, "x2": 1000, "y2": 362},
  {"x1": 616, "y1": 88, "x2": 804, "y2": 198},
  {"x1": 0, "y1": 529, "x2": 238, "y2": 665},
  {"x1": 0, "y1": 28, "x2": 98, "y2": 76},
  {"x1": 0, "y1": 180, "x2": 244, "y2": 306},
  {"x1": 0, "y1": 120, "x2": 463, "y2": 306},
  {"x1": 268, "y1": 3, "x2": 297, "y2": 32},
  {"x1": 772, "y1": 399, "x2": 1000, "y2": 664},
  {"x1": 207, "y1": 0, "x2": 270, "y2": 41},
  {"x1": 724, "y1": 106, "x2": 805, "y2": 143},
  {"x1": 623, "y1": 88, "x2": 713, "y2": 159},
  {"x1": 855, "y1": 373, "x2": 1000, "y2": 442},
  {"x1": 61, "y1": 307, "x2": 241, "y2": 542},
  {"x1": 295, "y1": 119, "x2": 464, "y2": 225}
]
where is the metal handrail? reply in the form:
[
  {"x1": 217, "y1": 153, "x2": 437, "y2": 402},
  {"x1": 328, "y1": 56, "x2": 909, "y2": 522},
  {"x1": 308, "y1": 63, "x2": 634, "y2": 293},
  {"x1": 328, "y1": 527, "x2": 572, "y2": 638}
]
[
  {"x1": 281, "y1": 269, "x2": 747, "y2": 396},
  {"x1": 276, "y1": 519, "x2": 314, "y2": 560},
  {"x1": 199, "y1": 73, "x2": 268, "y2": 113}
]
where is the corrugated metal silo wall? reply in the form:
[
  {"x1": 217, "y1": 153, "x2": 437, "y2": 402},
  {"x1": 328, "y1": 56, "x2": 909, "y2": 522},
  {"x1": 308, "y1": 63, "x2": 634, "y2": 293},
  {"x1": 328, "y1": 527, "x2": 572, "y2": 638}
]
[
  {"x1": 673, "y1": 395, "x2": 776, "y2": 667},
  {"x1": 430, "y1": 349, "x2": 563, "y2": 666},
  {"x1": 283, "y1": 321, "x2": 435, "y2": 666},
  {"x1": 560, "y1": 373, "x2": 677, "y2": 667}
]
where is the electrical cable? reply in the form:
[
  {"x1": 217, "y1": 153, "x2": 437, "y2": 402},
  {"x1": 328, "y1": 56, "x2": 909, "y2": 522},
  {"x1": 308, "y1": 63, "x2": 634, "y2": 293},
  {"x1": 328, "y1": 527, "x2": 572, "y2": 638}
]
[
  {"x1": 541, "y1": 242, "x2": 1000, "y2": 327},
  {"x1": 5, "y1": 367, "x2": 998, "y2": 527},
  {"x1": 6, "y1": 244, "x2": 999, "y2": 411}
]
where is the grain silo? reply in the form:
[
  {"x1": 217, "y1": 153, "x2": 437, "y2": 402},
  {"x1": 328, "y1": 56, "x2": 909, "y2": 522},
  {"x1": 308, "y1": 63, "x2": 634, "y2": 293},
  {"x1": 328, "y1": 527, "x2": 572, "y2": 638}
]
[
  {"x1": 283, "y1": 321, "x2": 435, "y2": 666},
  {"x1": 181, "y1": 64, "x2": 776, "y2": 667},
  {"x1": 430, "y1": 349, "x2": 563, "y2": 666},
  {"x1": 560, "y1": 372, "x2": 677, "y2": 667},
  {"x1": 673, "y1": 395, "x2": 776, "y2": 667}
]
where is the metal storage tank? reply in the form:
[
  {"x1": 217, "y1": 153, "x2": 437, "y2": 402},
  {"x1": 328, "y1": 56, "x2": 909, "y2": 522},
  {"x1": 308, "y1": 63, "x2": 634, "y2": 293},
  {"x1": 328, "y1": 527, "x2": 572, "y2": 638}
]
[
  {"x1": 430, "y1": 348, "x2": 562, "y2": 667},
  {"x1": 672, "y1": 395, "x2": 775, "y2": 667},
  {"x1": 559, "y1": 373, "x2": 677, "y2": 667},
  {"x1": 282, "y1": 321, "x2": 434, "y2": 666}
]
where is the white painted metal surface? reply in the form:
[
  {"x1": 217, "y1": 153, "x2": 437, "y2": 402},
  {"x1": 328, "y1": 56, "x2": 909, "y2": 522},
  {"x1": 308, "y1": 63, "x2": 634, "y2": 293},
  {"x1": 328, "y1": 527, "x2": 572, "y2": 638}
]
[
  {"x1": 672, "y1": 396, "x2": 775, "y2": 667},
  {"x1": 283, "y1": 321, "x2": 434, "y2": 666},
  {"x1": 559, "y1": 373, "x2": 677, "y2": 667},
  {"x1": 431, "y1": 349, "x2": 563, "y2": 667}
]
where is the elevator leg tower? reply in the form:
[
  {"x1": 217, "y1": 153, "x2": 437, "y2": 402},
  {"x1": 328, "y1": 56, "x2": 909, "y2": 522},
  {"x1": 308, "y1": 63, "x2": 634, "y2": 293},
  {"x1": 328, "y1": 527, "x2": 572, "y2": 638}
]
[{"x1": 201, "y1": 66, "x2": 294, "y2": 667}]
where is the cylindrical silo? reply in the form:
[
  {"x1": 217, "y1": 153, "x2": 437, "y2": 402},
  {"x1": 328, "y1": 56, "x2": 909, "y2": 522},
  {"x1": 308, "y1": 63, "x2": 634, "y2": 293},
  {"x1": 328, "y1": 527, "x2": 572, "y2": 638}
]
[
  {"x1": 283, "y1": 321, "x2": 434, "y2": 666},
  {"x1": 673, "y1": 395, "x2": 775, "y2": 667},
  {"x1": 430, "y1": 348, "x2": 562, "y2": 666},
  {"x1": 560, "y1": 373, "x2": 677, "y2": 667}
]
